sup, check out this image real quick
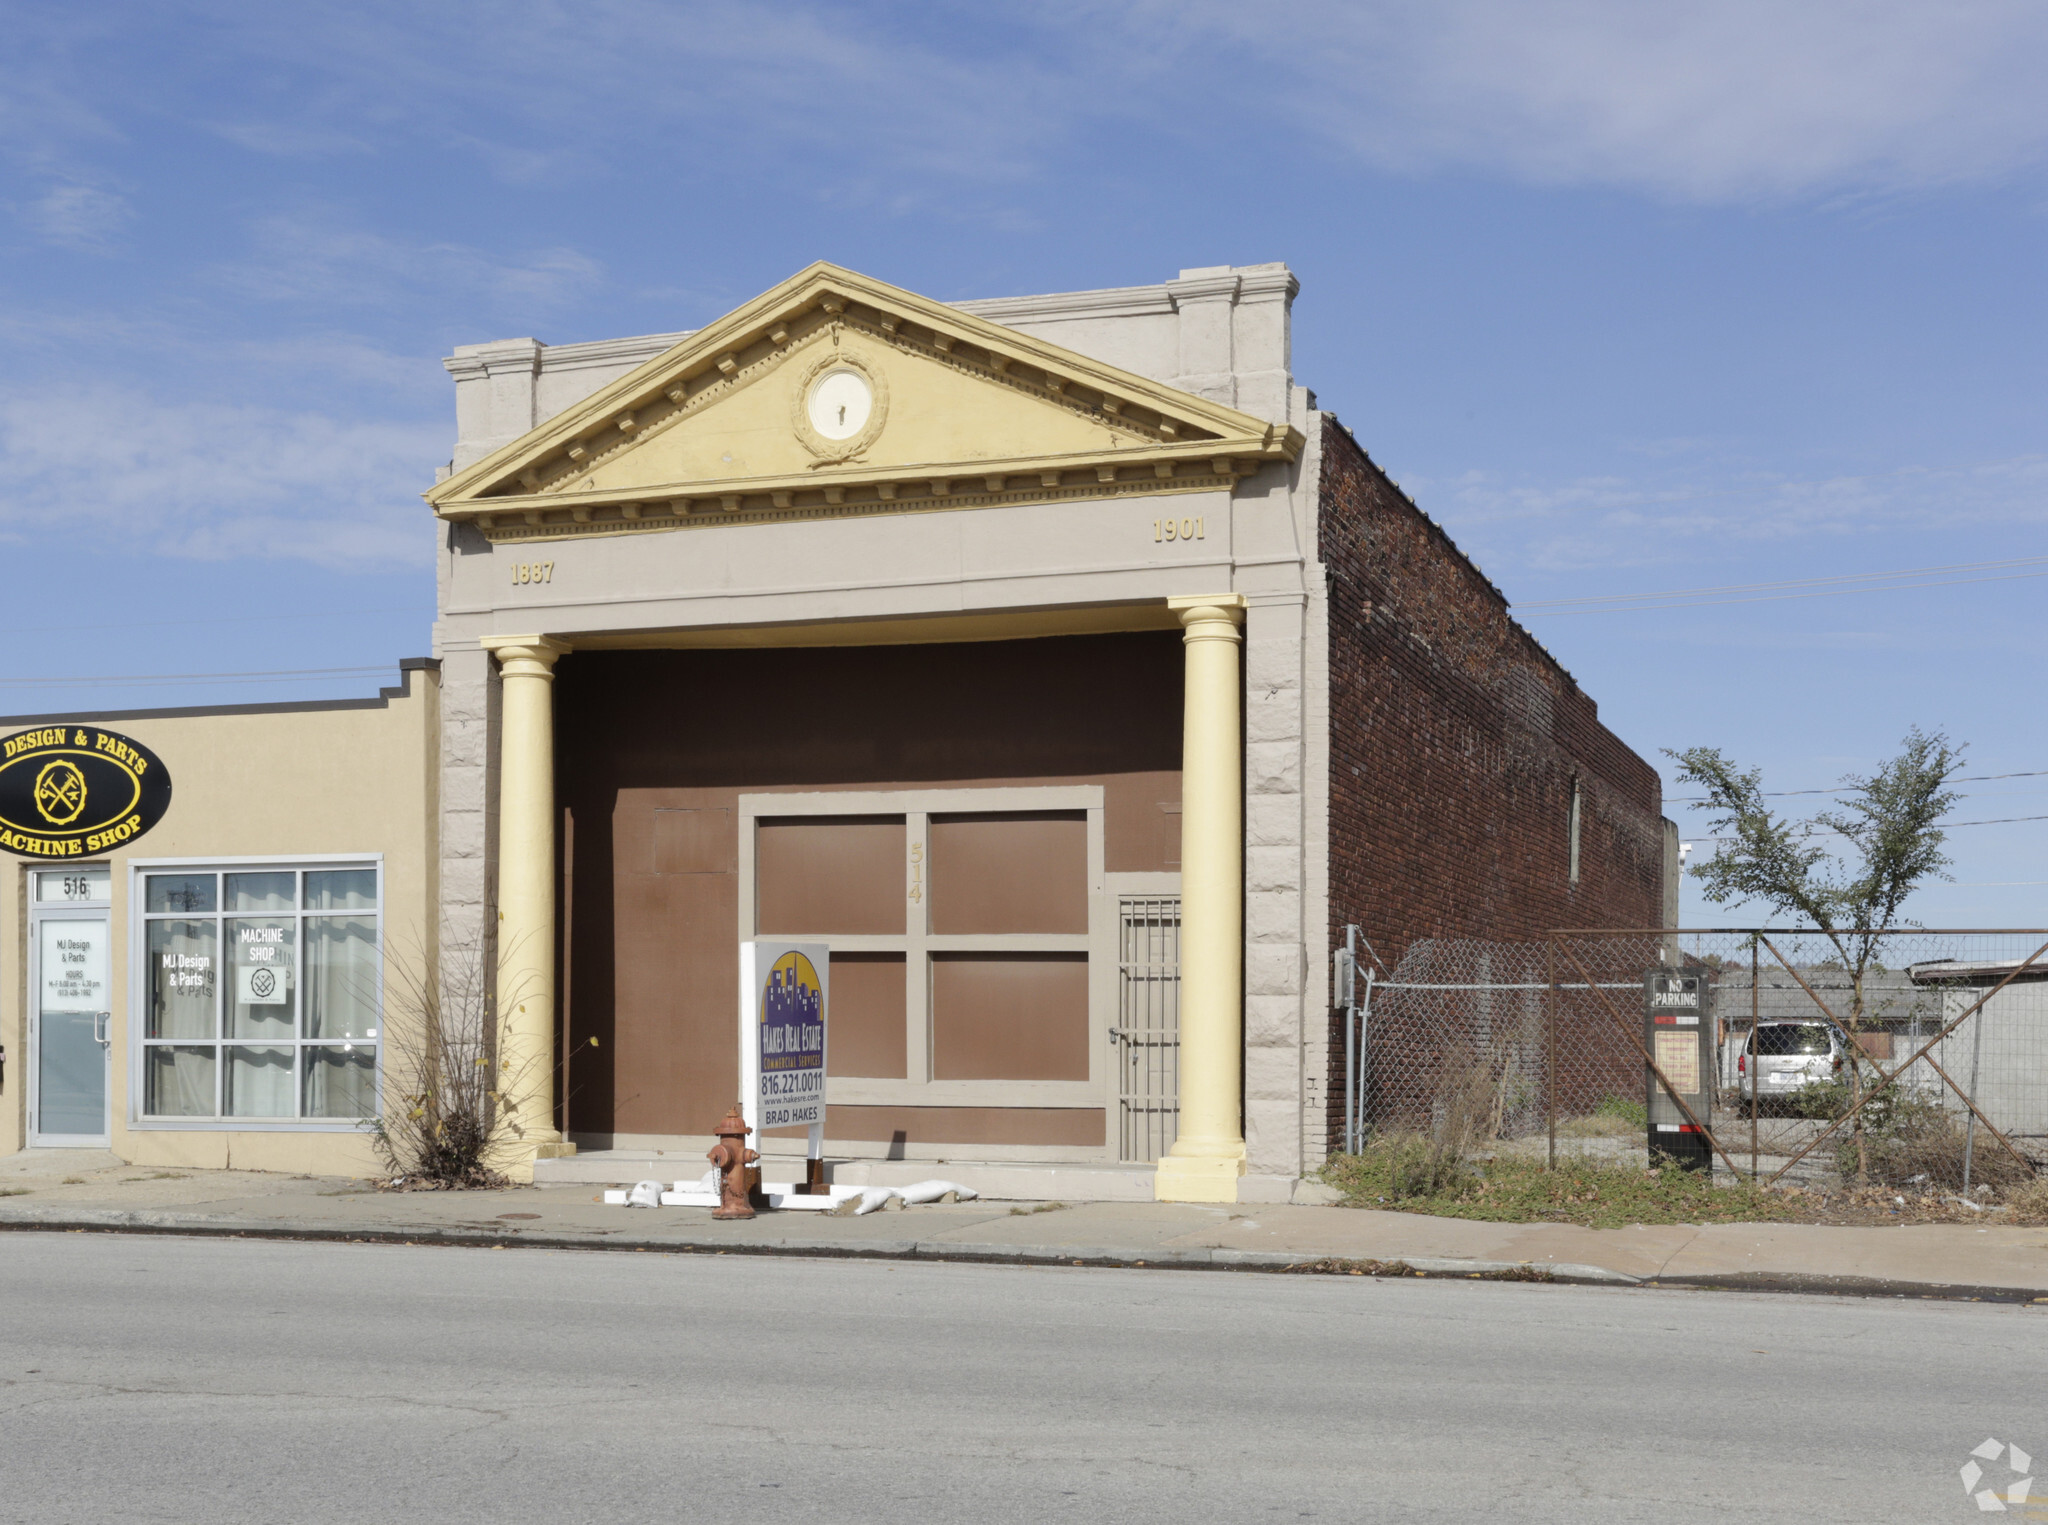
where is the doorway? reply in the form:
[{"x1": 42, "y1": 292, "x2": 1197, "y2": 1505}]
[{"x1": 29, "y1": 867, "x2": 112, "y2": 1146}]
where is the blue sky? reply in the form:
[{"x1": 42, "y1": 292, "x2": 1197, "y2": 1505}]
[{"x1": 2, "y1": 2, "x2": 2044, "y2": 925}]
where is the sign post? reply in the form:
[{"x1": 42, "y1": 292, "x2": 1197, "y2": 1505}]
[
  {"x1": 739, "y1": 940, "x2": 829, "y2": 1192},
  {"x1": 1644, "y1": 968, "x2": 1714, "y2": 1172}
]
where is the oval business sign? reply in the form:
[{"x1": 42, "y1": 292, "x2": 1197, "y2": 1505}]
[{"x1": 0, "y1": 725, "x2": 172, "y2": 860}]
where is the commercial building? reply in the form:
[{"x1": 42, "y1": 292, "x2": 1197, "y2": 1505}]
[{"x1": 2, "y1": 261, "x2": 1671, "y2": 1200}]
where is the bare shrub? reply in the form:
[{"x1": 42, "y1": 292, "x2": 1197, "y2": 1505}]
[
  {"x1": 366, "y1": 931, "x2": 535, "y2": 1189},
  {"x1": 1812, "y1": 1084, "x2": 2037, "y2": 1191},
  {"x1": 1372, "y1": 1043, "x2": 1501, "y2": 1198},
  {"x1": 2005, "y1": 1178, "x2": 2048, "y2": 1225}
]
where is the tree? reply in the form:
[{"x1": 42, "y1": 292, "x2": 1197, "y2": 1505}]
[{"x1": 1666, "y1": 727, "x2": 1965, "y2": 1181}]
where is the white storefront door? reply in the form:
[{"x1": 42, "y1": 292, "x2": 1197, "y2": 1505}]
[{"x1": 30, "y1": 868, "x2": 112, "y2": 1146}]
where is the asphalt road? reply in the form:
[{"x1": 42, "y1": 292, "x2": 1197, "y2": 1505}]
[{"x1": 0, "y1": 1233, "x2": 2039, "y2": 1523}]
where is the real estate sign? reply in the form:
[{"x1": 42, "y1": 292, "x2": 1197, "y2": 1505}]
[{"x1": 739, "y1": 940, "x2": 829, "y2": 1136}]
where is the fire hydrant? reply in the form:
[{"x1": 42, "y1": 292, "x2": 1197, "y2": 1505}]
[{"x1": 707, "y1": 1103, "x2": 759, "y2": 1220}]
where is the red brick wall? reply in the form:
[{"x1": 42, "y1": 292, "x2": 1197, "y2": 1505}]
[{"x1": 1320, "y1": 417, "x2": 1666, "y2": 1143}]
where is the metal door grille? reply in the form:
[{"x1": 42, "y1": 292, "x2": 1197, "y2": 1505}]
[{"x1": 1116, "y1": 896, "x2": 1181, "y2": 1163}]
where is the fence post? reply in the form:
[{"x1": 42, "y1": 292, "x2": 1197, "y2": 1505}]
[
  {"x1": 1750, "y1": 935, "x2": 1759, "y2": 1182},
  {"x1": 1545, "y1": 938, "x2": 1558, "y2": 1171},
  {"x1": 1339, "y1": 926, "x2": 1358, "y2": 1154},
  {"x1": 1962, "y1": 997, "x2": 1985, "y2": 1194},
  {"x1": 1357, "y1": 966, "x2": 1376, "y2": 1152}
]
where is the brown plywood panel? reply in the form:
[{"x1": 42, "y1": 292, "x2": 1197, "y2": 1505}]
[
  {"x1": 932, "y1": 952, "x2": 1089, "y2": 1081},
  {"x1": 818, "y1": 1105, "x2": 1105, "y2": 1147},
  {"x1": 828, "y1": 952, "x2": 907, "y2": 1079},
  {"x1": 652, "y1": 807, "x2": 733, "y2": 874},
  {"x1": 609, "y1": 866, "x2": 738, "y2": 1136},
  {"x1": 757, "y1": 816, "x2": 906, "y2": 934},
  {"x1": 929, "y1": 812, "x2": 1087, "y2": 934}
]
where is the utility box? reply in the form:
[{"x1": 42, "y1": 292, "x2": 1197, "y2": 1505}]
[{"x1": 1644, "y1": 968, "x2": 1713, "y2": 1172}]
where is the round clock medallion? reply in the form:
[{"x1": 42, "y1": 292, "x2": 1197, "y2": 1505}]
[{"x1": 806, "y1": 368, "x2": 873, "y2": 441}]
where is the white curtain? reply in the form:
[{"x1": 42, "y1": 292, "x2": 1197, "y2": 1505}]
[{"x1": 145, "y1": 1047, "x2": 213, "y2": 1117}]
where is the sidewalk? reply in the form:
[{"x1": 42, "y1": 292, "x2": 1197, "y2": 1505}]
[{"x1": 5, "y1": 1151, "x2": 2046, "y2": 1302}]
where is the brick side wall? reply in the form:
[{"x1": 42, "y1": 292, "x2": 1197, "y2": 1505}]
[{"x1": 1319, "y1": 417, "x2": 1666, "y2": 1148}]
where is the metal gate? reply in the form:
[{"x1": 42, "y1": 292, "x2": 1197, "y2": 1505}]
[{"x1": 1115, "y1": 896, "x2": 1180, "y2": 1162}]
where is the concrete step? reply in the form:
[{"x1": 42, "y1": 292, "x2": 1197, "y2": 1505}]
[{"x1": 534, "y1": 1149, "x2": 1303, "y2": 1203}]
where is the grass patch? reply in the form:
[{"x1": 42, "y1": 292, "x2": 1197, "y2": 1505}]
[
  {"x1": 1557, "y1": 1095, "x2": 1647, "y2": 1139},
  {"x1": 60, "y1": 1177, "x2": 85, "y2": 1186},
  {"x1": 1009, "y1": 1201, "x2": 1067, "y2": 1216},
  {"x1": 1322, "y1": 1134, "x2": 1798, "y2": 1229},
  {"x1": 0, "y1": 1187, "x2": 30, "y2": 1198}
]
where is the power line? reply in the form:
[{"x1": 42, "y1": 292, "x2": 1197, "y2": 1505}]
[
  {"x1": 1668, "y1": 769, "x2": 2048, "y2": 805},
  {"x1": 0, "y1": 607, "x2": 419, "y2": 639},
  {"x1": 1692, "y1": 812, "x2": 2048, "y2": 843},
  {"x1": 1517, "y1": 553, "x2": 2048, "y2": 608},
  {"x1": 1514, "y1": 555, "x2": 2048, "y2": 616}
]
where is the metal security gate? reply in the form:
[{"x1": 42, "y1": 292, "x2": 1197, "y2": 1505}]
[{"x1": 1115, "y1": 896, "x2": 1180, "y2": 1163}]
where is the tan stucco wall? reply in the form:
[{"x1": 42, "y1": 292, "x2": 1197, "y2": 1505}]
[{"x1": 0, "y1": 667, "x2": 438, "y2": 1172}]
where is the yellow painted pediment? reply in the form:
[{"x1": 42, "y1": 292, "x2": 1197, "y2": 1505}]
[{"x1": 427, "y1": 262, "x2": 1302, "y2": 543}]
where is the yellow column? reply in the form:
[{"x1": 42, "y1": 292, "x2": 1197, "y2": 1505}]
[
  {"x1": 1156, "y1": 595, "x2": 1247, "y2": 1203},
  {"x1": 479, "y1": 634, "x2": 575, "y2": 1180}
]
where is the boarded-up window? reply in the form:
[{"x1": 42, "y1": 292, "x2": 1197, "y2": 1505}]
[
  {"x1": 829, "y1": 952, "x2": 907, "y2": 1079},
  {"x1": 932, "y1": 952, "x2": 1089, "y2": 1081},
  {"x1": 929, "y1": 812, "x2": 1086, "y2": 934},
  {"x1": 756, "y1": 816, "x2": 905, "y2": 935}
]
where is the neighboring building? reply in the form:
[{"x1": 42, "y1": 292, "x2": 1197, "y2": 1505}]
[
  {"x1": 0, "y1": 669, "x2": 438, "y2": 1173},
  {"x1": 2, "y1": 261, "x2": 1671, "y2": 1200}
]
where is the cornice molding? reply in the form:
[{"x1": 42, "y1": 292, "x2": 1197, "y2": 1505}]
[
  {"x1": 455, "y1": 453, "x2": 1268, "y2": 546},
  {"x1": 953, "y1": 284, "x2": 1178, "y2": 323},
  {"x1": 427, "y1": 261, "x2": 1303, "y2": 543}
]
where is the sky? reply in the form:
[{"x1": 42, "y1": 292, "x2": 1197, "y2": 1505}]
[{"x1": 1, "y1": 1, "x2": 2044, "y2": 927}]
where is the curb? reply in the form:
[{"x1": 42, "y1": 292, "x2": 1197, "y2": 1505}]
[
  {"x1": 3, "y1": 1209, "x2": 2041, "y2": 1302},
  {"x1": 0, "y1": 1207, "x2": 1626, "y2": 1281}
]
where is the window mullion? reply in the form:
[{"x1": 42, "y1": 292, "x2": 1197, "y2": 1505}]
[{"x1": 906, "y1": 810, "x2": 930, "y2": 1086}]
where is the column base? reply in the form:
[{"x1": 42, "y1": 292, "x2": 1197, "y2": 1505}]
[
  {"x1": 1153, "y1": 1148, "x2": 1247, "y2": 1204},
  {"x1": 499, "y1": 1140, "x2": 576, "y2": 1185}
]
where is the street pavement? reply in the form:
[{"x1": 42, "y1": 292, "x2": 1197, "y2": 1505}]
[
  {"x1": 5, "y1": 1152, "x2": 2048, "y2": 1299},
  {"x1": 1, "y1": 1231, "x2": 2041, "y2": 1523}
]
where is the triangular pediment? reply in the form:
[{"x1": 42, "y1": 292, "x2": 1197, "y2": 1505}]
[{"x1": 427, "y1": 262, "x2": 1302, "y2": 543}]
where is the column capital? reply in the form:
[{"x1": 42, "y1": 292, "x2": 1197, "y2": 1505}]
[
  {"x1": 481, "y1": 634, "x2": 573, "y2": 679},
  {"x1": 1168, "y1": 594, "x2": 1246, "y2": 641}
]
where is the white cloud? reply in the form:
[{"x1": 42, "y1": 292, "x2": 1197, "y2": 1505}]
[
  {"x1": 8, "y1": 0, "x2": 2048, "y2": 222},
  {"x1": 212, "y1": 206, "x2": 604, "y2": 313},
  {"x1": 1423, "y1": 453, "x2": 2048, "y2": 573},
  {"x1": 15, "y1": 1, "x2": 2044, "y2": 226},
  {"x1": 1128, "y1": 0, "x2": 2048, "y2": 201},
  {"x1": 20, "y1": 181, "x2": 131, "y2": 250},
  {"x1": 0, "y1": 383, "x2": 440, "y2": 569},
  {"x1": 338, "y1": 0, "x2": 2048, "y2": 204}
]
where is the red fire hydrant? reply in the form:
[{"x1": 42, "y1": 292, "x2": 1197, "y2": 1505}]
[{"x1": 707, "y1": 1103, "x2": 759, "y2": 1220}]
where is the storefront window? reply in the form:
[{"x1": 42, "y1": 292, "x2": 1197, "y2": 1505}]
[{"x1": 137, "y1": 864, "x2": 381, "y2": 1122}]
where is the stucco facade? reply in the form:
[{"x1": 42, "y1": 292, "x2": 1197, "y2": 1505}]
[{"x1": 0, "y1": 667, "x2": 439, "y2": 1171}]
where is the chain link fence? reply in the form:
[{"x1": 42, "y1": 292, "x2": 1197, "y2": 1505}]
[{"x1": 1337, "y1": 929, "x2": 2048, "y2": 1187}]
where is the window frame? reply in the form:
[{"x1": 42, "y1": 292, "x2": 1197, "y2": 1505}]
[
  {"x1": 125, "y1": 854, "x2": 384, "y2": 1132},
  {"x1": 737, "y1": 788, "x2": 1112, "y2": 1126}
]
